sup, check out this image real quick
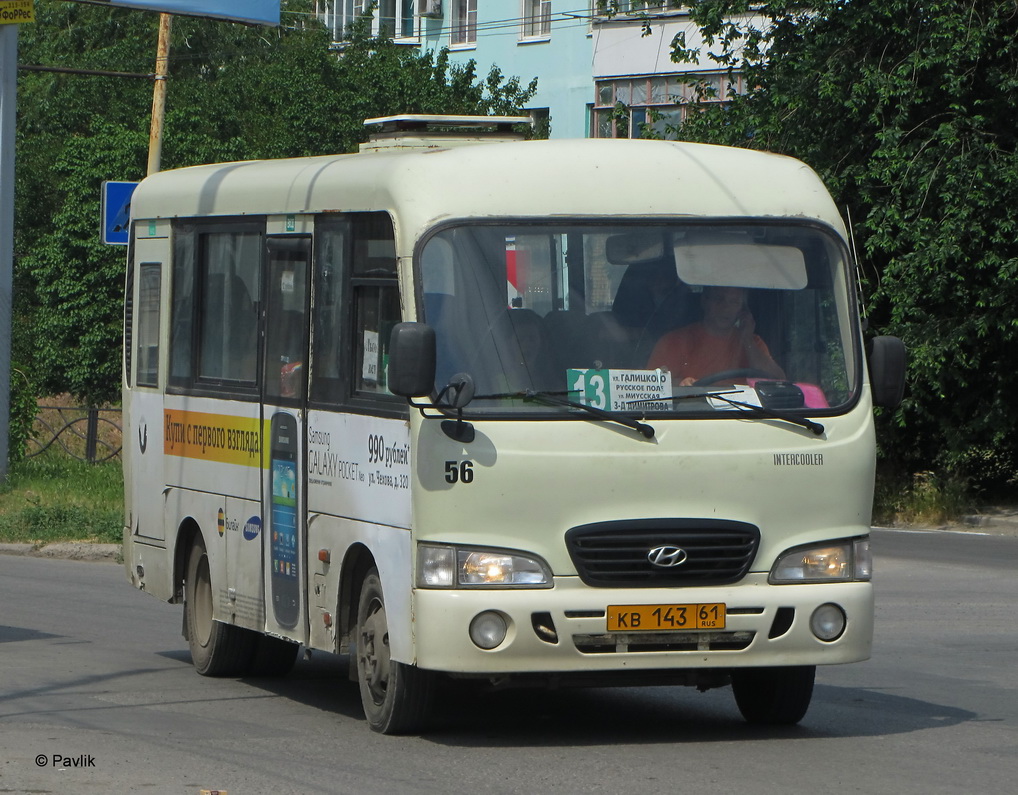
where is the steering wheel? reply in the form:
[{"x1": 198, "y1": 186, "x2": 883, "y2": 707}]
[{"x1": 692, "y1": 368, "x2": 774, "y2": 387}]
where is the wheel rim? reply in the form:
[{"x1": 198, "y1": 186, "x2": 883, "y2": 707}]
[
  {"x1": 358, "y1": 595, "x2": 391, "y2": 706},
  {"x1": 193, "y1": 553, "x2": 214, "y2": 647}
]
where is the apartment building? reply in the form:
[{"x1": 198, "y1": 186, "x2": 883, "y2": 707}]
[{"x1": 314, "y1": 2, "x2": 742, "y2": 139}]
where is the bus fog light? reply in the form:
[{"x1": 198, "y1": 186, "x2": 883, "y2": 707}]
[
  {"x1": 469, "y1": 611, "x2": 509, "y2": 650},
  {"x1": 810, "y1": 603, "x2": 846, "y2": 641}
]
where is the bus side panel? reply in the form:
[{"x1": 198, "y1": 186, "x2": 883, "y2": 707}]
[
  {"x1": 127, "y1": 391, "x2": 167, "y2": 541},
  {"x1": 306, "y1": 514, "x2": 412, "y2": 661},
  {"x1": 227, "y1": 496, "x2": 265, "y2": 632},
  {"x1": 163, "y1": 396, "x2": 265, "y2": 628},
  {"x1": 305, "y1": 412, "x2": 412, "y2": 528},
  {"x1": 163, "y1": 487, "x2": 227, "y2": 615},
  {"x1": 305, "y1": 410, "x2": 413, "y2": 658}
]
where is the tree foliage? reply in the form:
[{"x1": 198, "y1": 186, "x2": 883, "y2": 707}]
[
  {"x1": 14, "y1": 0, "x2": 537, "y2": 413},
  {"x1": 668, "y1": 0, "x2": 1018, "y2": 493}
]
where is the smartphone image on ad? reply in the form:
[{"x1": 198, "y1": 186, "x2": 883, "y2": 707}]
[{"x1": 269, "y1": 413, "x2": 300, "y2": 628}]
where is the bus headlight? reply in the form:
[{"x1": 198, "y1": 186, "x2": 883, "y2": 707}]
[
  {"x1": 417, "y1": 544, "x2": 552, "y2": 588},
  {"x1": 769, "y1": 537, "x2": 872, "y2": 584}
]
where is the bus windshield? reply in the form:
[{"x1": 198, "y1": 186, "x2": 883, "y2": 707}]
[{"x1": 419, "y1": 222, "x2": 858, "y2": 416}]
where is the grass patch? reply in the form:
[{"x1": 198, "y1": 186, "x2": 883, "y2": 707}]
[
  {"x1": 0, "y1": 452, "x2": 122, "y2": 545},
  {"x1": 873, "y1": 470, "x2": 970, "y2": 527}
]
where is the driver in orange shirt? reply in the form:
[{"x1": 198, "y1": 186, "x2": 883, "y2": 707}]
[{"x1": 646, "y1": 286, "x2": 785, "y2": 386}]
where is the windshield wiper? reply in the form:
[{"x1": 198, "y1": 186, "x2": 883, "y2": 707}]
[
  {"x1": 698, "y1": 391, "x2": 825, "y2": 436},
  {"x1": 473, "y1": 389, "x2": 656, "y2": 439},
  {"x1": 625, "y1": 389, "x2": 824, "y2": 436}
]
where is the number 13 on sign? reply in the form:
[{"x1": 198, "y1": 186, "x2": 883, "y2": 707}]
[{"x1": 567, "y1": 369, "x2": 609, "y2": 409}]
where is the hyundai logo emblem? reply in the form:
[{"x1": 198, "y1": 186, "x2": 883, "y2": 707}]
[{"x1": 647, "y1": 545, "x2": 688, "y2": 568}]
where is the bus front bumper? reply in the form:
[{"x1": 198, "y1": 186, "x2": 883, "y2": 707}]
[{"x1": 412, "y1": 574, "x2": 873, "y2": 675}]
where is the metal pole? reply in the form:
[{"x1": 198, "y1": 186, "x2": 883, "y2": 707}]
[
  {"x1": 0, "y1": 24, "x2": 18, "y2": 480},
  {"x1": 146, "y1": 13, "x2": 171, "y2": 176},
  {"x1": 85, "y1": 407, "x2": 98, "y2": 464}
]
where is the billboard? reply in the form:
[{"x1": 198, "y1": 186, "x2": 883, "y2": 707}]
[
  {"x1": 101, "y1": 1, "x2": 279, "y2": 26},
  {"x1": 0, "y1": 0, "x2": 35, "y2": 26}
]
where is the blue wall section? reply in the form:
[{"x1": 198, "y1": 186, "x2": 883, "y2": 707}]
[{"x1": 419, "y1": 7, "x2": 593, "y2": 139}]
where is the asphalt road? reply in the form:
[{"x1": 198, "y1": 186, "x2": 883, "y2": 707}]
[{"x1": 1, "y1": 529, "x2": 1016, "y2": 794}]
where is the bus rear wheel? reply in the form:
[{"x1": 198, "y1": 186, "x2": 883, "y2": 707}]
[
  {"x1": 184, "y1": 536, "x2": 255, "y2": 677},
  {"x1": 731, "y1": 665, "x2": 816, "y2": 725},
  {"x1": 355, "y1": 568, "x2": 436, "y2": 734}
]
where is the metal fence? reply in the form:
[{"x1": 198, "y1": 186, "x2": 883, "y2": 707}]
[{"x1": 27, "y1": 405, "x2": 123, "y2": 463}]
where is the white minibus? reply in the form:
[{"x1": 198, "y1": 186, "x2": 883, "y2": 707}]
[{"x1": 122, "y1": 116, "x2": 905, "y2": 733}]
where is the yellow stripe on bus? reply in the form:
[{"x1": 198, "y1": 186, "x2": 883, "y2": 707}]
[{"x1": 164, "y1": 409, "x2": 266, "y2": 467}]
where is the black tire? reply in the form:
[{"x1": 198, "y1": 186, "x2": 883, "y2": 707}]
[
  {"x1": 355, "y1": 568, "x2": 436, "y2": 734},
  {"x1": 246, "y1": 633, "x2": 299, "y2": 678},
  {"x1": 184, "y1": 536, "x2": 255, "y2": 677},
  {"x1": 731, "y1": 665, "x2": 816, "y2": 725}
]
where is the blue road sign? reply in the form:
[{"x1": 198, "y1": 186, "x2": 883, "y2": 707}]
[
  {"x1": 101, "y1": 181, "x2": 138, "y2": 245},
  {"x1": 103, "y1": 2, "x2": 279, "y2": 26}
]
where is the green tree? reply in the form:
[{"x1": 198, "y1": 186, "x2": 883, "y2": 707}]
[
  {"x1": 666, "y1": 0, "x2": 1018, "y2": 495},
  {"x1": 14, "y1": 1, "x2": 537, "y2": 416}
]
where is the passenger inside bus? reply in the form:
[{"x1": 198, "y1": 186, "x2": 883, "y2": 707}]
[{"x1": 646, "y1": 286, "x2": 785, "y2": 386}]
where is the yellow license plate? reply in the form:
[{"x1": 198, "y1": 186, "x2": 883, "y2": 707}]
[{"x1": 607, "y1": 603, "x2": 726, "y2": 632}]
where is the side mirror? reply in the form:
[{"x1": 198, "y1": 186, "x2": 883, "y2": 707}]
[
  {"x1": 866, "y1": 335, "x2": 906, "y2": 409},
  {"x1": 387, "y1": 322, "x2": 436, "y2": 398}
]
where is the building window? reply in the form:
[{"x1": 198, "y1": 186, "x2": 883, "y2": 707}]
[
  {"x1": 316, "y1": 0, "x2": 360, "y2": 42},
  {"x1": 595, "y1": 0, "x2": 667, "y2": 17},
  {"x1": 528, "y1": 107, "x2": 551, "y2": 137},
  {"x1": 592, "y1": 72, "x2": 743, "y2": 138},
  {"x1": 317, "y1": 0, "x2": 417, "y2": 42},
  {"x1": 452, "y1": 0, "x2": 477, "y2": 46},
  {"x1": 522, "y1": 0, "x2": 551, "y2": 39},
  {"x1": 379, "y1": 0, "x2": 418, "y2": 39}
]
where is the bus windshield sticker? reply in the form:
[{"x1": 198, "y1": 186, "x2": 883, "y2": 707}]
[
  {"x1": 566, "y1": 369, "x2": 672, "y2": 412},
  {"x1": 362, "y1": 330, "x2": 380, "y2": 384},
  {"x1": 707, "y1": 386, "x2": 761, "y2": 410}
]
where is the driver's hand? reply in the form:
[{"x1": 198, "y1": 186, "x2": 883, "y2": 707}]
[
  {"x1": 737, "y1": 309, "x2": 756, "y2": 342},
  {"x1": 680, "y1": 376, "x2": 696, "y2": 387}
]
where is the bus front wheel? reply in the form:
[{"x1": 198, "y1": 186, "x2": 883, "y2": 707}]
[
  {"x1": 184, "y1": 536, "x2": 255, "y2": 676},
  {"x1": 355, "y1": 568, "x2": 436, "y2": 734},
  {"x1": 731, "y1": 665, "x2": 816, "y2": 725}
]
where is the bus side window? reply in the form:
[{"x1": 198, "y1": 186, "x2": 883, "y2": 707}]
[
  {"x1": 198, "y1": 232, "x2": 260, "y2": 383},
  {"x1": 264, "y1": 237, "x2": 311, "y2": 404},
  {"x1": 310, "y1": 222, "x2": 348, "y2": 405},
  {"x1": 136, "y1": 263, "x2": 162, "y2": 387},
  {"x1": 169, "y1": 228, "x2": 196, "y2": 387},
  {"x1": 351, "y1": 213, "x2": 400, "y2": 398},
  {"x1": 169, "y1": 223, "x2": 262, "y2": 393}
]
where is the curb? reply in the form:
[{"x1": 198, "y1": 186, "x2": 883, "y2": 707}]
[{"x1": 0, "y1": 542, "x2": 121, "y2": 562}]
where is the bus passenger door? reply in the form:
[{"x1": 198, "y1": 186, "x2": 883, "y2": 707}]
[{"x1": 261, "y1": 235, "x2": 311, "y2": 643}]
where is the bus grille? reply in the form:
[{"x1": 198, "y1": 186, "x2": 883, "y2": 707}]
[
  {"x1": 573, "y1": 631, "x2": 755, "y2": 654},
  {"x1": 564, "y1": 519, "x2": 760, "y2": 587}
]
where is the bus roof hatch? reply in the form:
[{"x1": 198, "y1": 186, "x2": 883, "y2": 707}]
[{"x1": 360, "y1": 114, "x2": 533, "y2": 152}]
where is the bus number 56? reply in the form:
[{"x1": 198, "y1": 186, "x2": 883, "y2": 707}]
[{"x1": 444, "y1": 460, "x2": 474, "y2": 484}]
